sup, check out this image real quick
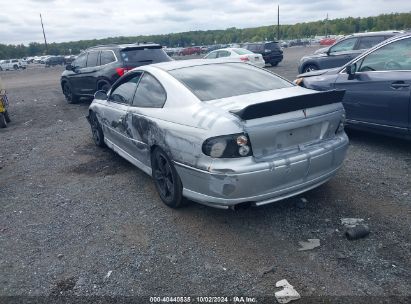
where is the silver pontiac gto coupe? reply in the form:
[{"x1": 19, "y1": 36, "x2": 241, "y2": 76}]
[{"x1": 87, "y1": 60, "x2": 348, "y2": 209}]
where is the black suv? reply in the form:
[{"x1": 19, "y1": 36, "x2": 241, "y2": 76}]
[
  {"x1": 61, "y1": 43, "x2": 171, "y2": 103},
  {"x1": 243, "y1": 41, "x2": 283, "y2": 66},
  {"x1": 45, "y1": 56, "x2": 65, "y2": 67}
]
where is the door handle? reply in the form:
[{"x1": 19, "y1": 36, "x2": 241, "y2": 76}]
[{"x1": 391, "y1": 81, "x2": 410, "y2": 89}]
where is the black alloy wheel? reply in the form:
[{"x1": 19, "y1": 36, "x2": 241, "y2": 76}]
[
  {"x1": 152, "y1": 148, "x2": 183, "y2": 208},
  {"x1": 303, "y1": 64, "x2": 319, "y2": 73}
]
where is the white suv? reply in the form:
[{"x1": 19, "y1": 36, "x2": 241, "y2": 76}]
[{"x1": 0, "y1": 59, "x2": 27, "y2": 71}]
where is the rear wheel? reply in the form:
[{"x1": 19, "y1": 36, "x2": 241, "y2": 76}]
[
  {"x1": 0, "y1": 113, "x2": 7, "y2": 128},
  {"x1": 89, "y1": 112, "x2": 105, "y2": 147},
  {"x1": 62, "y1": 82, "x2": 79, "y2": 104},
  {"x1": 303, "y1": 64, "x2": 319, "y2": 73},
  {"x1": 270, "y1": 61, "x2": 279, "y2": 66},
  {"x1": 98, "y1": 81, "x2": 111, "y2": 93},
  {"x1": 151, "y1": 148, "x2": 184, "y2": 208}
]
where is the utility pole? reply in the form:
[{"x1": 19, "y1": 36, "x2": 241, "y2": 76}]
[
  {"x1": 325, "y1": 13, "x2": 328, "y2": 37},
  {"x1": 40, "y1": 13, "x2": 48, "y2": 54},
  {"x1": 277, "y1": 5, "x2": 280, "y2": 41}
]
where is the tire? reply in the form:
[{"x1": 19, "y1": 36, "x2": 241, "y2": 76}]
[
  {"x1": 98, "y1": 81, "x2": 111, "y2": 93},
  {"x1": 0, "y1": 67, "x2": 3, "y2": 71},
  {"x1": 89, "y1": 112, "x2": 105, "y2": 147},
  {"x1": 0, "y1": 113, "x2": 7, "y2": 128},
  {"x1": 62, "y1": 82, "x2": 79, "y2": 104},
  {"x1": 151, "y1": 148, "x2": 184, "y2": 208},
  {"x1": 302, "y1": 64, "x2": 319, "y2": 73},
  {"x1": 13, "y1": 65, "x2": 18, "y2": 70},
  {"x1": 4, "y1": 111, "x2": 11, "y2": 123},
  {"x1": 270, "y1": 61, "x2": 279, "y2": 67}
]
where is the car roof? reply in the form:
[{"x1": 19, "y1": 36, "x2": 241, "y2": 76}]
[
  {"x1": 149, "y1": 59, "x2": 246, "y2": 71},
  {"x1": 86, "y1": 43, "x2": 161, "y2": 51},
  {"x1": 344, "y1": 30, "x2": 403, "y2": 38}
]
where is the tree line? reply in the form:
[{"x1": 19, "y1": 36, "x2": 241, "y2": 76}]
[{"x1": 1, "y1": 12, "x2": 410, "y2": 59}]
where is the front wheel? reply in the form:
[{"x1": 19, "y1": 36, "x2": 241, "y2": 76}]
[
  {"x1": 62, "y1": 82, "x2": 79, "y2": 104},
  {"x1": 0, "y1": 113, "x2": 7, "y2": 128},
  {"x1": 302, "y1": 64, "x2": 319, "y2": 73},
  {"x1": 151, "y1": 148, "x2": 184, "y2": 208}
]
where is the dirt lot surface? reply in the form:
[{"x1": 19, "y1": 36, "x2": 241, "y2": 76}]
[{"x1": 1, "y1": 46, "x2": 410, "y2": 303}]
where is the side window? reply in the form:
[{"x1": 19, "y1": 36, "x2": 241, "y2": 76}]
[
  {"x1": 217, "y1": 51, "x2": 230, "y2": 58},
  {"x1": 205, "y1": 51, "x2": 217, "y2": 59},
  {"x1": 357, "y1": 36, "x2": 385, "y2": 50},
  {"x1": 86, "y1": 51, "x2": 100, "y2": 67},
  {"x1": 100, "y1": 51, "x2": 116, "y2": 65},
  {"x1": 330, "y1": 38, "x2": 358, "y2": 53},
  {"x1": 73, "y1": 53, "x2": 87, "y2": 68},
  {"x1": 132, "y1": 73, "x2": 166, "y2": 108},
  {"x1": 109, "y1": 74, "x2": 142, "y2": 104},
  {"x1": 358, "y1": 37, "x2": 411, "y2": 72}
]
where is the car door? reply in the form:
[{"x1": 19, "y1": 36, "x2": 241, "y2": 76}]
[
  {"x1": 321, "y1": 37, "x2": 359, "y2": 69},
  {"x1": 80, "y1": 51, "x2": 101, "y2": 94},
  {"x1": 334, "y1": 36, "x2": 411, "y2": 133},
  {"x1": 125, "y1": 72, "x2": 167, "y2": 169},
  {"x1": 67, "y1": 53, "x2": 88, "y2": 95},
  {"x1": 102, "y1": 72, "x2": 142, "y2": 150}
]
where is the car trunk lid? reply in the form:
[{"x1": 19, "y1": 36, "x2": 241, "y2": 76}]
[{"x1": 208, "y1": 87, "x2": 345, "y2": 161}]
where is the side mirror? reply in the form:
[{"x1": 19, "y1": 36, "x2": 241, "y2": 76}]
[
  {"x1": 65, "y1": 64, "x2": 74, "y2": 71},
  {"x1": 346, "y1": 63, "x2": 357, "y2": 75},
  {"x1": 94, "y1": 90, "x2": 108, "y2": 100}
]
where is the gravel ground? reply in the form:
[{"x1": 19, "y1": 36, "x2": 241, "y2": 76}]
[{"x1": 0, "y1": 47, "x2": 410, "y2": 303}]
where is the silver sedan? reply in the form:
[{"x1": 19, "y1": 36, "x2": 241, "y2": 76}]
[{"x1": 88, "y1": 60, "x2": 348, "y2": 209}]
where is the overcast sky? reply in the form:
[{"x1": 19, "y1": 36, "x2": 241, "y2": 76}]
[{"x1": 1, "y1": 0, "x2": 409, "y2": 45}]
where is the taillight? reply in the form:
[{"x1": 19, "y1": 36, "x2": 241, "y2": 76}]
[
  {"x1": 240, "y1": 56, "x2": 249, "y2": 62},
  {"x1": 202, "y1": 133, "x2": 253, "y2": 158},
  {"x1": 116, "y1": 67, "x2": 131, "y2": 77}
]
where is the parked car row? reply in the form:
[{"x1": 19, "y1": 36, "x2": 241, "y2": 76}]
[{"x1": 55, "y1": 32, "x2": 409, "y2": 209}]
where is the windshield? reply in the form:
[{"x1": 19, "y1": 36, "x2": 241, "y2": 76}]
[
  {"x1": 120, "y1": 48, "x2": 171, "y2": 67},
  {"x1": 169, "y1": 63, "x2": 292, "y2": 101}
]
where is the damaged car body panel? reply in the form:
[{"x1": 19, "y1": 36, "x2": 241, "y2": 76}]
[{"x1": 88, "y1": 60, "x2": 348, "y2": 208}]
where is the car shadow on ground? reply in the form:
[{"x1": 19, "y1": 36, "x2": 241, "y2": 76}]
[{"x1": 346, "y1": 128, "x2": 411, "y2": 152}]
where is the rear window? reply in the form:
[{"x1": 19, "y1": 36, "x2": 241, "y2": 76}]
[
  {"x1": 357, "y1": 36, "x2": 385, "y2": 49},
  {"x1": 169, "y1": 63, "x2": 292, "y2": 101},
  {"x1": 245, "y1": 44, "x2": 263, "y2": 52},
  {"x1": 265, "y1": 42, "x2": 280, "y2": 50},
  {"x1": 232, "y1": 48, "x2": 253, "y2": 55},
  {"x1": 120, "y1": 48, "x2": 171, "y2": 67}
]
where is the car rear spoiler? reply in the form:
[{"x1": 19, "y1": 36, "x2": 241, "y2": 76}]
[{"x1": 230, "y1": 89, "x2": 345, "y2": 120}]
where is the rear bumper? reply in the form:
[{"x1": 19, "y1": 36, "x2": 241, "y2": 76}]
[{"x1": 175, "y1": 133, "x2": 348, "y2": 208}]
